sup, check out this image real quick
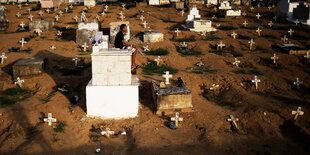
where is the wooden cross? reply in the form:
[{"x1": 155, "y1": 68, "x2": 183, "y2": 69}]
[
  {"x1": 69, "y1": 4, "x2": 73, "y2": 9},
  {"x1": 55, "y1": 15, "x2": 60, "y2": 22},
  {"x1": 252, "y1": 75, "x2": 261, "y2": 89},
  {"x1": 268, "y1": 21, "x2": 273, "y2": 27},
  {"x1": 19, "y1": 38, "x2": 27, "y2": 47},
  {"x1": 142, "y1": 21, "x2": 148, "y2": 28},
  {"x1": 233, "y1": 58, "x2": 240, "y2": 67},
  {"x1": 140, "y1": 15, "x2": 145, "y2": 21},
  {"x1": 46, "y1": 8, "x2": 50, "y2": 14},
  {"x1": 293, "y1": 77, "x2": 303, "y2": 89},
  {"x1": 81, "y1": 42, "x2": 89, "y2": 52},
  {"x1": 72, "y1": 55, "x2": 81, "y2": 66},
  {"x1": 181, "y1": 10, "x2": 185, "y2": 16},
  {"x1": 248, "y1": 39, "x2": 255, "y2": 50},
  {"x1": 231, "y1": 31, "x2": 237, "y2": 39},
  {"x1": 58, "y1": 10, "x2": 63, "y2": 16},
  {"x1": 268, "y1": 6, "x2": 272, "y2": 10},
  {"x1": 28, "y1": 14, "x2": 33, "y2": 21},
  {"x1": 288, "y1": 29, "x2": 294, "y2": 37},
  {"x1": 73, "y1": 16, "x2": 78, "y2": 22},
  {"x1": 250, "y1": 7, "x2": 254, "y2": 11},
  {"x1": 20, "y1": 22, "x2": 25, "y2": 29},
  {"x1": 162, "y1": 71, "x2": 172, "y2": 85},
  {"x1": 27, "y1": 8, "x2": 31, "y2": 13},
  {"x1": 256, "y1": 27, "x2": 262, "y2": 36},
  {"x1": 242, "y1": 21, "x2": 248, "y2": 27},
  {"x1": 101, "y1": 128, "x2": 115, "y2": 138},
  {"x1": 175, "y1": 28, "x2": 181, "y2": 37},
  {"x1": 210, "y1": 84, "x2": 219, "y2": 91},
  {"x1": 38, "y1": 10, "x2": 43, "y2": 16},
  {"x1": 120, "y1": 14, "x2": 125, "y2": 21},
  {"x1": 35, "y1": 29, "x2": 42, "y2": 36},
  {"x1": 16, "y1": 12, "x2": 21, "y2": 17},
  {"x1": 170, "y1": 112, "x2": 183, "y2": 127},
  {"x1": 143, "y1": 45, "x2": 150, "y2": 51},
  {"x1": 14, "y1": 77, "x2": 24, "y2": 88},
  {"x1": 257, "y1": 3, "x2": 261, "y2": 8},
  {"x1": 217, "y1": 41, "x2": 225, "y2": 50},
  {"x1": 154, "y1": 56, "x2": 163, "y2": 66},
  {"x1": 43, "y1": 113, "x2": 57, "y2": 126},
  {"x1": 0, "y1": 52, "x2": 7, "y2": 64},
  {"x1": 256, "y1": 13, "x2": 261, "y2": 20},
  {"x1": 96, "y1": 14, "x2": 100, "y2": 21},
  {"x1": 57, "y1": 30, "x2": 62, "y2": 36},
  {"x1": 295, "y1": 19, "x2": 299, "y2": 26},
  {"x1": 227, "y1": 115, "x2": 239, "y2": 130},
  {"x1": 270, "y1": 53, "x2": 279, "y2": 64},
  {"x1": 292, "y1": 107, "x2": 304, "y2": 120},
  {"x1": 50, "y1": 44, "x2": 56, "y2": 50},
  {"x1": 281, "y1": 35, "x2": 288, "y2": 43},
  {"x1": 119, "y1": 11, "x2": 124, "y2": 16}
]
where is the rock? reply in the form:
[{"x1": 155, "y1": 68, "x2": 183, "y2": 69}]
[
  {"x1": 76, "y1": 22, "x2": 99, "y2": 45},
  {"x1": 143, "y1": 30, "x2": 164, "y2": 43},
  {"x1": 29, "y1": 20, "x2": 54, "y2": 32},
  {"x1": 84, "y1": 0, "x2": 96, "y2": 8},
  {"x1": 12, "y1": 57, "x2": 46, "y2": 79}
]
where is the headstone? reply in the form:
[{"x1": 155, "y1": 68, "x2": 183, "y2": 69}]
[
  {"x1": 41, "y1": 0, "x2": 59, "y2": 8},
  {"x1": 81, "y1": 42, "x2": 89, "y2": 52},
  {"x1": 109, "y1": 21, "x2": 130, "y2": 44},
  {"x1": 90, "y1": 32, "x2": 109, "y2": 50},
  {"x1": 50, "y1": 44, "x2": 56, "y2": 50},
  {"x1": 43, "y1": 113, "x2": 56, "y2": 126},
  {"x1": 84, "y1": 0, "x2": 96, "y2": 8},
  {"x1": 143, "y1": 45, "x2": 150, "y2": 51},
  {"x1": 185, "y1": 7, "x2": 216, "y2": 32},
  {"x1": 226, "y1": 10, "x2": 241, "y2": 17},
  {"x1": 175, "y1": 1, "x2": 184, "y2": 9},
  {"x1": 149, "y1": 0, "x2": 160, "y2": 5},
  {"x1": 219, "y1": 1, "x2": 231, "y2": 10},
  {"x1": 29, "y1": 20, "x2": 53, "y2": 33},
  {"x1": 12, "y1": 57, "x2": 46, "y2": 79},
  {"x1": 143, "y1": 30, "x2": 164, "y2": 43},
  {"x1": 160, "y1": 0, "x2": 170, "y2": 5},
  {"x1": 76, "y1": 21, "x2": 99, "y2": 45}
]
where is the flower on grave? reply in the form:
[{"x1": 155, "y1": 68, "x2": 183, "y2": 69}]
[{"x1": 89, "y1": 37, "x2": 103, "y2": 45}]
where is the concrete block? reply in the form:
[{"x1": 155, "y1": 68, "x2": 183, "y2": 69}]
[
  {"x1": 12, "y1": 57, "x2": 46, "y2": 79},
  {"x1": 143, "y1": 31, "x2": 164, "y2": 43},
  {"x1": 29, "y1": 20, "x2": 54, "y2": 32}
]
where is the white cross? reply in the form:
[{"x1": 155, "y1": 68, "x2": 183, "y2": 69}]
[
  {"x1": 20, "y1": 22, "x2": 25, "y2": 29},
  {"x1": 268, "y1": 21, "x2": 273, "y2": 27},
  {"x1": 101, "y1": 11, "x2": 106, "y2": 16},
  {"x1": 231, "y1": 31, "x2": 237, "y2": 39},
  {"x1": 270, "y1": 53, "x2": 279, "y2": 64},
  {"x1": 0, "y1": 52, "x2": 7, "y2": 64},
  {"x1": 257, "y1": 3, "x2": 261, "y2": 8},
  {"x1": 273, "y1": 16, "x2": 277, "y2": 21},
  {"x1": 210, "y1": 84, "x2": 219, "y2": 91},
  {"x1": 175, "y1": 28, "x2": 181, "y2": 37},
  {"x1": 256, "y1": 13, "x2": 261, "y2": 20},
  {"x1": 119, "y1": 11, "x2": 124, "y2": 16},
  {"x1": 65, "y1": 7, "x2": 69, "y2": 12},
  {"x1": 171, "y1": 112, "x2": 183, "y2": 127},
  {"x1": 211, "y1": 15, "x2": 217, "y2": 19},
  {"x1": 143, "y1": 45, "x2": 150, "y2": 51},
  {"x1": 101, "y1": 128, "x2": 114, "y2": 138},
  {"x1": 252, "y1": 75, "x2": 261, "y2": 89},
  {"x1": 243, "y1": 21, "x2": 248, "y2": 27},
  {"x1": 27, "y1": 8, "x2": 31, "y2": 13},
  {"x1": 216, "y1": 24, "x2": 221, "y2": 27},
  {"x1": 140, "y1": 15, "x2": 145, "y2": 21},
  {"x1": 28, "y1": 14, "x2": 33, "y2": 21},
  {"x1": 16, "y1": 12, "x2": 21, "y2": 17},
  {"x1": 181, "y1": 10, "x2": 185, "y2": 16},
  {"x1": 35, "y1": 29, "x2": 42, "y2": 36},
  {"x1": 14, "y1": 77, "x2": 24, "y2": 88},
  {"x1": 43, "y1": 113, "x2": 57, "y2": 126},
  {"x1": 162, "y1": 71, "x2": 172, "y2": 85},
  {"x1": 50, "y1": 44, "x2": 56, "y2": 50},
  {"x1": 120, "y1": 14, "x2": 125, "y2": 21},
  {"x1": 73, "y1": 16, "x2": 78, "y2": 22},
  {"x1": 295, "y1": 19, "x2": 299, "y2": 26},
  {"x1": 293, "y1": 77, "x2": 303, "y2": 89},
  {"x1": 242, "y1": 12, "x2": 247, "y2": 16},
  {"x1": 18, "y1": 4, "x2": 22, "y2": 9},
  {"x1": 292, "y1": 107, "x2": 304, "y2": 120},
  {"x1": 217, "y1": 41, "x2": 225, "y2": 50},
  {"x1": 81, "y1": 42, "x2": 89, "y2": 52},
  {"x1": 38, "y1": 10, "x2": 43, "y2": 16},
  {"x1": 154, "y1": 56, "x2": 163, "y2": 66},
  {"x1": 57, "y1": 30, "x2": 62, "y2": 36},
  {"x1": 304, "y1": 52, "x2": 310, "y2": 62},
  {"x1": 104, "y1": 5, "x2": 109, "y2": 12},
  {"x1": 46, "y1": 8, "x2": 50, "y2": 14},
  {"x1": 19, "y1": 38, "x2": 27, "y2": 47},
  {"x1": 96, "y1": 14, "x2": 101, "y2": 20},
  {"x1": 201, "y1": 31, "x2": 206, "y2": 37},
  {"x1": 69, "y1": 4, "x2": 73, "y2": 9},
  {"x1": 122, "y1": 3, "x2": 126, "y2": 10},
  {"x1": 227, "y1": 115, "x2": 239, "y2": 130},
  {"x1": 142, "y1": 21, "x2": 148, "y2": 28},
  {"x1": 55, "y1": 15, "x2": 60, "y2": 22},
  {"x1": 288, "y1": 29, "x2": 294, "y2": 37},
  {"x1": 58, "y1": 10, "x2": 63, "y2": 16},
  {"x1": 281, "y1": 35, "x2": 288, "y2": 43},
  {"x1": 72, "y1": 55, "x2": 81, "y2": 66},
  {"x1": 248, "y1": 39, "x2": 255, "y2": 50},
  {"x1": 233, "y1": 58, "x2": 240, "y2": 67},
  {"x1": 250, "y1": 7, "x2": 254, "y2": 11},
  {"x1": 196, "y1": 61, "x2": 204, "y2": 67},
  {"x1": 256, "y1": 27, "x2": 262, "y2": 36},
  {"x1": 268, "y1": 6, "x2": 272, "y2": 10}
]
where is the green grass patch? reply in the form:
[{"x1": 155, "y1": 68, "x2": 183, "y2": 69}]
[
  {"x1": 170, "y1": 36, "x2": 196, "y2": 42},
  {"x1": 233, "y1": 69, "x2": 263, "y2": 75},
  {"x1": 78, "y1": 50, "x2": 91, "y2": 55},
  {"x1": 161, "y1": 17, "x2": 178, "y2": 23},
  {"x1": 54, "y1": 63, "x2": 91, "y2": 76},
  {"x1": 144, "y1": 48, "x2": 169, "y2": 56},
  {"x1": 231, "y1": 51, "x2": 243, "y2": 57},
  {"x1": 212, "y1": 19, "x2": 227, "y2": 23},
  {"x1": 89, "y1": 134, "x2": 100, "y2": 142},
  {"x1": 65, "y1": 22, "x2": 78, "y2": 25},
  {"x1": 240, "y1": 26, "x2": 257, "y2": 30},
  {"x1": 0, "y1": 88, "x2": 33, "y2": 108},
  {"x1": 262, "y1": 34, "x2": 277, "y2": 39},
  {"x1": 187, "y1": 66, "x2": 218, "y2": 74},
  {"x1": 201, "y1": 35, "x2": 219, "y2": 41},
  {"x1": 176, "y1": 46, "x2": 201, "y2": 56},
  {"x1": 202, "y1": 90, "x2": 238, "y2": 108},
  {"x1": 142, "y1": 61, "x2": 178, "y2": 75},
  {"x1": 21, "y1": 49, "x2": 32, "y2": 54},
  {"x1": 218, "y1": 26, "x2": 238, "y2": 31},
  {"x1": 53, "y1": 121, "x2": 66, "y2": 133},
  {"x1": 209, "y1": 49, "x2": 226, "y2": 55},
  {"x1": 24, "y1": 35, "x2": 35, "y2": 41}
]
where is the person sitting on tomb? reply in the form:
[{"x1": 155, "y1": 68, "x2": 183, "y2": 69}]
[{"x1": 115, "y1": 24, "x2": 140, "y2": 69}]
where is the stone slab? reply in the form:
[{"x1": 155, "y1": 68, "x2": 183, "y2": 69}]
[
  {"x1": 143, "y1": 31, "x2": 164, "y2": 43},
  {"x1": 41, "y1": 0, "x2": 59, "y2": 8},
  {"x1": 29, "y1": 20, "x2": 53, "y2": 32},
  {"x1": 12, "y1": 57, "x2": 46, "y2": 79}
]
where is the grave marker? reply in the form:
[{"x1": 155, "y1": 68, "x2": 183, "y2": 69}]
[
  {"x1": 227, "y1": 115, "x2": 239, "y2": 130},
  {"x1": 270, "y1": 53, "x2": 279, "y2": 64},
  {"x1": 19, "y1": 22, "x2": 25, "y2": 30},
  {"x1": 201, "y1": 31, "x2": 206, "y2": 36},
  {"x1": 304, "y1": 52, "x2": 310, "y2": 62},
  {"x1": 292, "y1": 107, "x2": 304, "y2": 120},
  {"x1": 43, "y1": 113, "x2": 56, "y2": 126},
  {"x1": 170, "y1": 112, "x2": 183, "y2": 127},
  {"x1": 46, "y1": 8, "x2": 50, "y2": 14},
  {"x1": 50, "y1": 44, "x2": 56, "y2": 50},
  {"x1": 142, "y1": 21, "x2": 148, "y2": 28},
  {"x1": 81, "y1": 42, "x2": 89, "y2": 52},
  {"x1": 181, "y1": 10, "x2": 185, "y2": 16},
  {"x1": 288, "y1": 29, "x2": 294, "y2": 37},
  {"x1": 231, "y1": 31, "x2": 237, "y2": 39},
  {"x1": 155, "y1": 56, "x2": 163, "y2": 66},
  {"x1": 16, "y1": 12, "x2": 21, "y2": 17},
  {"x1": 19, "y1": 38, "x2": 27, "y2": 47},
  {"x1": 101, "y1": 128, "x2": 115, "y2": 138},
  {"x1": 58, "y1": 10, "x2": 63, "y2": 16},
  {"x1": 248, "y1": 39, "x2": 255, "y2": 50},
  {"x1": 210, "y1": 84, "x2": 219, "y2": 91},
  {"x1": 242, "y1": 21, "x2": 248, "y2": 27},
  {"x1": 273, "y1": 16, "x2": 277, "y2": 21},
  {"x1": 55, "y1": 15, "x2": 60, "y2": 22},
  {"x1": 38, "y1": 10, "x2": 43, "y2": 16},
  {"x1": 174, "y1": 28, "x2": 181, "y2": 37},
  {"x1": 295, "y1": 19, "x2": 299, "y2": 26},
  {"x1": 73, "y1": 16, "x2": 78, "y2": 22},
  {"x1": 14, "y1": 77, "x2": 24, "y2": 88},
  {"x1": 28, "y1": 14, "x2": 33, "y2": 21},
  {"x1": 268, "y1": 21, "x2": 273, "y2": 27},
  {"x1": 162, "y1": 71, "x2": 172, "y2": 85},
  {"x1": 196, "y1": 61, "x2": 204, "y2": 67},
  {"x1": 120, "y1": 14, "x2": 125, "y2": 21},
  {"x1": 252, "y1": 75, "x2": 261, "y2": 89},
  {"x1": 217, "y1": 41, "x2": 225, "y2": 50},
  {"x1": 143, "y1": 45, "x2": 150, "y2": 51},
  {"x1": 293, "y1": 77, "x2": 302, "y2": 89},
  {"x1": 0, "y1": 52, "x2": 7, "y2": 64},
  {"x1": 233, "y1": 58, "x2": 240, "y2": 67},
  {"x1": 256, "y1": 27, "x2": 262, "y2": 36},
  {"x1": 140, "y1": 15, "x2": 145, "y2": 22},
  {"x1": 65, "y1": 7, "x2": 68, "y2": 13},
  {"x1": 281, "y1": 35, "x2": 288, "y2": 43},
  {"x1": 57, "y1": 30, "x2": 62, "y2": 36},
  {"x1": 72, "y1": 55, "x2": 81, "y2": 66},
  {"x1": 35, "y1": 29, "x2": 42, "y2": 36}
]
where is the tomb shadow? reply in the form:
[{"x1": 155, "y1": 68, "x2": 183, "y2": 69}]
[
  {"x1": 139, "y1": 80, "x2": 157, "y2": 114},
  {"x1": 54, "y1": 26, "x2": 76, "y2": 42}
]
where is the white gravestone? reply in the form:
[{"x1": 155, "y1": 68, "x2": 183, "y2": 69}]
[
  {"x1": 186, "y1": 7, "x2": 216, "y2": 32},
  {"x1": 219, "y1": 1, "x2": 232, "y2": 10},
  {"x1": 226, "y1": 10, "x2": 241, "y2": 17},
  {"x1": 84, "y1": 0, "x2": 96, "y2": 8},
  {"x1": 149, "y1": 0, "x2": 160, "y2": 5}
]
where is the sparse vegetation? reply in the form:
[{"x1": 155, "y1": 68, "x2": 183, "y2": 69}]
[
  {"x1": 170, "y1": 36, "x2": 196, "y2": 42},
  {"x1": 176, "y1": 46, "x2": 202, "y2": 56},
  {"x1": 144, "y1": 48, "x2": 169, "y2": 56},
  {"x1": 187, "y1": 66, "x2": 218, "y2": 74},
  {"x1": 0, "y1": 88, "x2": 32, "y2": 108},
  {"x1": 218, "y1": 26, "x2": 238, "y2": 31},
  {"x1": 21, "y1": 49, "x2": 32, "y2": 54},
  {"x1": 54, "y1": 121, "x2": 67, "y2": 133},
  {"x1": 233, "y1": 69, "x2": 263, "y2": 75},
  {"x1": 26, "y1": 126, "x2": 38, "y2": 140},
  {"x1": 142, "y1": 61, "x2": 178, "y2": 75}
]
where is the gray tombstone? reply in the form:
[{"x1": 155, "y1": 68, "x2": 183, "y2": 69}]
[
  {"x1": 12, "y1": 57, "x2": 46, "y2": 79},
  {"x1": 29, "y1": 20, "x2": 54, "y2": 32}
]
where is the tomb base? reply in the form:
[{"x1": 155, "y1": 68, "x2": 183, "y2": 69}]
[{"x1": 86, "y1": 76, "x2": 139, "y2": 119}]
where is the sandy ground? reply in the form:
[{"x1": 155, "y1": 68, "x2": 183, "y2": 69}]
[{"x1": 0, "y1": 2, "x2": 310, "y2": 155}]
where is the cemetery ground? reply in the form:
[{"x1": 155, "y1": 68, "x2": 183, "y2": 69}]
[{"x1": 0, "y1": 2, "x2": 310, "y2": 154}]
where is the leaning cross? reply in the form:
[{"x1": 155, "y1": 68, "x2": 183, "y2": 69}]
[
  {"x1": 73, "y1": 16, "x2": 78, "y2": 22},
  {"x1": 162, "y1": 71, "x2": 172, "y2": 85},
  {"x1": 268, "y1": 21, "x2": 273, "y2": 27},
  {"x1": 96, "y1": 14, "x2": 101, "y2": 21},
  {"x1": 43, "y1": 113, "x2": 57, "y2": 126},
  {"x1": 101, "y1": 128, "x2": 115, "y2": 138},
  {"x1": 270, "y1": 53, "x2": 279, "y2": 64},
  {"x1": 292, "y1": 107, "x2": 304, "y2": 120},
  {"x1": 171, "y1": 112, "x2": 183, "y2": 127},
  {"x1": 252, "y1": 75, "x2": 261, "y2": 89},
  {"x1": 50, "y1": 44, "x2": 56, "y2": 50},
  {"x1": 58, "y1": 10, "x2": 63, "y2": 16},
  {"x1": 248, "y1": 39, "x2": 255, "y2": 50},
  {"x1": 57, "y1": 30, "x2": 62, "y2": 36},
  {"x1": 46, "y1": 8, "x2": 50, "y2": 14},
  {"x1": 256, "y1": 13, "x2": 261, "y2": 20},
  {"x1": 174, "y1": 28, "x2": 181, "y2": 37},
  {"x1": 293, "y1": 77, "x2": 303, "y2": 89},
  {"x1": 231, "y1": 31, "x2": 237, "y2": 39},
  {"x1": 181, "y1": 10, "x2": 185, "y2": 16},
  {"x1": 16, "y1": 12, "x2": 21, "y2": 17},
  {"x1": 0, "y1": 52, "x2": 7, "y2": 64},
  {"x1": 288, "y1": 29, "x2": 294, "y2": 37},
  {"x1": 210, "y1": 84, "x2": 219, "y2": 91},
  {"x1": 81, "y1": 42, "x2": 89, "y2": 52},
  {"x1": 19, "y1": 38, "x2": 27, "y2": 47},
  {"x1": 196, "y1": 61, "x2": 204, "y2": 67},
  {"x1": 154, "y1": 56, "x2": 163, "y2": 66},
  {"x1": 28, "y1": 14, "x2": 33, "y2": 21},
  {"x1": 201, "y1": 31, "x2": 206, "y2": 37},
  {"x1": 72, "y1": 55, "x2": 81, "y2": 66},
  {"x1": 233, "y1": 58, "x2": 240, "y2": 67},
  {"x1": 242, "y1": 21, "x2": 248, "y2": 27},
  {"x1": 256, "y1": 27, "x2": 262, "y2": 36},
  {"x1": 227, "y1": 115, "x2": 239, "y2": 130},
  {"x1": 14, "y1": 77, "x2": 24, "y2": 88},
  {"x1": 143, "y1": 45, "x2": 150, "y2": 51},
  {"x1": 281, "y1": 35, "x2": 288, "y2": 43},
  {"x1": 217, "y1": 41, "x2": 225, "y2": 50}
]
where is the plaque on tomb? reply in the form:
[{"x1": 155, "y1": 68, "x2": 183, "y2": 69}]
[
  {"x1": 12, "y1": 57, "x2": 46, "y2": 79},
  {"x1": 274, "y1": 43, "x2": 310, "y2": 55},
  {"x1": 142, "y1": 30, "x2": 164, "y2": 43},
  {"x1": 151, "y1": 77, "x2": 193, "y2": 115}
]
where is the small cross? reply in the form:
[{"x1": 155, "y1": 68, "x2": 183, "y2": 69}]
[
  {"x1": 14, "y1": 77, "x2": 24, "y2": 88},
  {"x1": 50, "y1": 44, "x2": 56, "y2": 50},
  {"x1": 288, "y1": 29, "x2": 294, "y2": 37},
  {"x1": 201, "y1": 31, "x2": 207, "y2": 37},
  {"x1": 57, "y1": 30, "x2": 62, "y2": 36},
  {"x1": 120, "y1": 14, "x2": 125, "y2": 21},
  {"x1": 35, "y1": 29, "x2": 42, "y2": 36},
  {"x1": 101, "y1": 128, "x2": 115, "y2": 138},
  {"x1": 72, "y1": 55, "x2": 81, "y2": 66},
  {"x1": 43, "y1": 113, "x2": 57, "y2": 126},
  {"x1": 295, "y1": 19, "x2": 299, "y2": 26},
  {"x1": 196, "y1": 61, "x2": 204, "y2": 67},
  {"x1": 273, "y1": 16, "x2": 277, "y2": 21},
  {"x1": 248, "y1": 39, "x2": 255, "y2": 50},
  {"x1": 101, "y1": 11, "x2": 106, "y2": 16},
  {"x1": 257, "y1": 3, "x2": 261, "y2": 8},
  {"x1": 252, "y1": 75, "x2": 261, "y2": 89},
  {"x1": 292, "y1": 107, "x2": 304, "y2": 120},
  {"x1": 81, "y1": 42, "x2": 89, "y2": 52},
  {"x1": 268, "y1": 6, "x2": 272, "y2": 10},
  {"x1": 293, "y1": 77, "x2": 303, "y2": 89},
  {"x1": 210, "y1": 84, "x2": 219, "y2": 91},
  {"x1": 250, "y1": 7, "x2": 254, "y2": 11},
  {"x1": 242, "y1": 21, "x2": 248, "y2": 27},
  {"x1": 46, "y1": 8, "x2": 50, "y2": 14},
  {"x1": 233, "y1": 58, "x2": 240, "y2": 67},
  {"x1": 28, "y1": 14, "x2": 33, "y2": 21},
  {"x1": 58, "y1": 10, "x2": 63, "y2": 16},
  {"x1": 96, "y1": 14, "x2": 101, "y2": 21},
  {"x1": 69, "y1": 4, "x2": 73, "y2": 9},
  {"x1": 256, "y1": 27, "x2": 262, "y2": 36},
  {"x1": 19, "y1": 38, "x2": 27, "y2": 47},
  {"x1": 18, "y1": 4, "x2": 22, "y2": 9},
  {"x1": 174, "y1": 28, "x2": 181, "y2": 37},
  {"x1": 16, "y1": 12, "x2": 21, "y2": 17},
  {"x1": 66, "y1": 25, "x2": 70, "y2": 29},
  {"x1": 55, "y1": 15, "x2": 60, "y2": 22},
  {"x1": 140, "y1": 15, "x2": 145, "y2": 21},
  {"x1": 211, "y1": 15, "x2": 217, "y2": 19},
  {"x1": 227, "y1": 115, "x2": 239, "y2": 130},
  {"x1": 181, "y1": 10, "x2": 185, "y2": 16},
  {"x1": 119, "y1": 11, "x2": 124, "y2": 16},
  {"x1": 20, "y1": 22, "x2": 25, "y2": 29},
  {"x1": 65, "y1": 7, "x2": 69, "y2": 12},
  {"x1": 270, "y1": 53, "x2": 279, "y2": 64},
  {"x1": 162, "y1": 71, "x2": 172, "y2": 85},
  {"x1": 27, "y1": 8, "x2": 31, "y2": 13},
  {"x1": 256, "y1": 13, "x2": 261, "y2": 20},
  {"x1": 231, "y1": 31, "x2": 237, "y2": 39},
  {"x1": 143, "y1": 45, "x2": 150, "y2": 51},
  {"x1": 217, "y1": 41, "x2": 225, "y2": 50},
  {"x1": 122, "y1": 3, "x2": 126, "y2": 10},
  {"x1": 268, "y1": 21, "x2": 273, "y2": 27},
  {"x1": 154, "y1": 56, "x2": 163, "y2": 66},
  {"x1": 142, "y1": 21, "x2": 148, "y2": 28},
  {"x1": 216, "y1": 24, "x2": 221, "y2": 27},
  {"x1": 38, "y1": 10, "x2": 43, "y2": 16},
  {"x1": 304, "y1": 52, "x2": 310, "y2": 62},
  {"x1": 0, "y1": 52, "x2": 7, "y2": 64},
  {"x1": 104, "y1": 5, "x2": 109, "y2": 12},
  {"x1": 242, "y1": 12, "x2": 247, "y2": 16},
  {"x1": 281, "y1": 35, "x2": 288, "y2": 43},
  {"x1": 170, "y1": 112, "x2": 183, "y2": 127},
  {"x1": 73, "y1": 16, "x2": 78, "y2": 22}
]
